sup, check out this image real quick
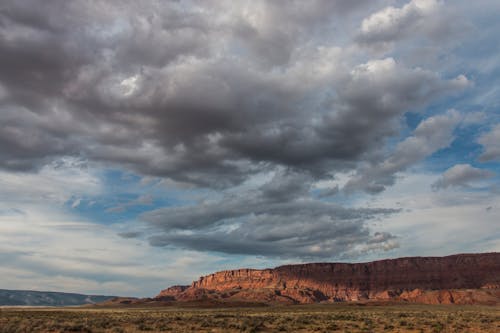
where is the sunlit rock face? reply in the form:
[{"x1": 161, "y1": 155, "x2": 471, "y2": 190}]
[{"x1": 157, "y1": 253, "x2": 500, "y2": 305}]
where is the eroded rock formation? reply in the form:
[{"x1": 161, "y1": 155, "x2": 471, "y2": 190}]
[{"x1": 156, "y1": 253, "x2": 500, "y2": 305}]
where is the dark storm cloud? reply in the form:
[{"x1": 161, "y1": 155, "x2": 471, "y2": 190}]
[
  {"x1": 0, "y1": 0, "x2": 213, "y2": 173},
  {"x1": 0, "y1": 0, "x2": 466, "y2": 186},
  {"x1": 0, "y1": 1, "x2": 472, "y2": 258}
]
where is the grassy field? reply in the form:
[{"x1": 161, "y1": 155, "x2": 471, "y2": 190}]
[{"x1": 1, "y1": 304, "x2": 499, "y2": 332}]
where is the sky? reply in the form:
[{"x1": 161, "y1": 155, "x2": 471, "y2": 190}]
[{"x1": 0, "y1": 0, "x2": 499, "y2": 297}]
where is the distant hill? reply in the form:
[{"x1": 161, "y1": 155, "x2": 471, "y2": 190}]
[{"x1": 0, "y1": 289, "x2": 116, "y2": 306}]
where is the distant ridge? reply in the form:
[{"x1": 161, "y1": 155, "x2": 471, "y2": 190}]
[
  {"x1": 0, "y1": 289, "x2": 116, "y2": 306},
  {"x1": 156, "y1": 253, "x2": 500, "y2": 305}
]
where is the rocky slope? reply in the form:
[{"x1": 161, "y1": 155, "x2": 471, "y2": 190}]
[
  {"x1": 156, "y1": 253, "x2": 500, "y2": 305},
  {"x1": 0, "y1": 289, "x2": 116, "y2": 306}
]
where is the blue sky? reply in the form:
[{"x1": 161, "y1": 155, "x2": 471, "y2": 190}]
[{"x1": 0, "y1": 0, "x2": 499, "y2": 297}]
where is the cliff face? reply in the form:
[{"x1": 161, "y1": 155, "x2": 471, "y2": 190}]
[{"x1": 156, "y1": 253, "x2": 500, "y2": 305}]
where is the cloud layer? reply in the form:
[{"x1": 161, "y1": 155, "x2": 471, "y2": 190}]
[
  {"x1": 0, "y1": 0, "x2": 467, "y2": 187},
  {"x1": 144, "y1": 169, "x2": 399, "y2": 258},
  {"x1": 0, "y1": 0, "x2": 499, "y2": 294}
]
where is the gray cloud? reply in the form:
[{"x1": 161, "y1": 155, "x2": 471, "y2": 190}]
[
  {"x1": 222, "y1": 0, "x2": 379, "y2": 67},
  {"x1": 146, "y1": 205, "x2": 399, "y2": 258},
  {"x1": 432, "y1": 164, "x2": 495, "y2": 190},
  {"x1": 478, "y1": 124, "x2": 500, "y2": 162},
  {"x1": 0, "y1": 0, "x2": 479, "y2": 260},
  {"x1": 143, "y1": 169, "x2": 399, "y2": 258},
  {"x1": 0, "y1": 1, "x2": 468, "y2": 188},
  {"x1": 117, "y1": 231, "x2": 143, "y2": 239},
  {"x1": 344, "y1": 109, "x2": 464, "y2": 193}
]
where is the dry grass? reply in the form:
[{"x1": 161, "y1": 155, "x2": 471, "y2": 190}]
[{"x1": 1, "y1": 304, "x2": 499, "y2": 332}]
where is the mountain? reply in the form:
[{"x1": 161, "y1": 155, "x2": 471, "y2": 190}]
[
  {"x1": 0, "y1": 289, "x2": 116, "y2": 306},
  {"x1": 156, "y1": 253, "x2": 500, "y2": 305}
]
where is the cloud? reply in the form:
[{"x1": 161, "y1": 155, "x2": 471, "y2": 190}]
[
  {"x1": 106, "y1": 194, "x2": 154, "y2": 213},
  {"x1": 344, "y1": 109, "x2": 464, "y2": 193},
  {"x1": 117, "y1": 231, "x2": 142, "y2": 239},
  {"x1": 432, "y1": 164, "x2": 495, "y2": 190},
  {"x1": 71, "y1": 198, "x2": 81, "y2": 208},
  {"x1": 0, "y1": 191, "x2": 254, "y2": 296},
  {"x1": 218, "y1": 0, "x2": 373, "y2": 67},
  {"x1": 0, "y1": 157, "x2": 101, "y2": 205},
  {"x1": 219, "y1": 58, "x2": 467, "y2": 181},
  {"x1": 0, "y1": 1, "x2": 469, "y2": 189},
  {"x1": 143, "y1": 169, "x2": 399, "y2": 258},
  {"x1": 358, "y1": 172, "x2": 500, "y2": 260},
  {"x1": 0, "y1": 0, "x2": 498, "y2": 295},
  {"x1": 356, "y1": 0, "x2": 454, "y2": 49},
  {"x1": 478, "y1": 124, "x2": 500, "y2": 161}
]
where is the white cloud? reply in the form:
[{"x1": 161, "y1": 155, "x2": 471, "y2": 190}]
[
  {"x1": 432, "y1": 164, "x2": 495, "y2": 190},
  {"x1": 0, "y1": 158, "x2": 248, "y2": 296},
  {"x1": 0, "y1": 203, "x2": 247, "y2": 296},
  {"x1": 358, "y1": 0, "x2": 440, "y2": 45},
  {"x1": 71, "y1": 198, "x2": 82, "y2": 208},
  {"x1": 0, "y1": 157, "x2": 101, "y2": 205},
  {"x1": 355, "y1": 172, "x2": 500, "y2": 260},
  {"x1": 120, "y1": 74, "x2": 140, "y2": 96}
]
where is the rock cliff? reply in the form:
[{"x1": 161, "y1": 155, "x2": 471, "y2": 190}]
[{"x1": 156, "y1": 253, "x2": 500, "y2": 305}]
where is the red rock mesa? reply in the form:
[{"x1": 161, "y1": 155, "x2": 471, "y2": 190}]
[{"x1": 156, "y1": 253, "x2": 500, "y2": 305}]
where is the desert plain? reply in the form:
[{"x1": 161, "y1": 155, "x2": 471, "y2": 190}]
[{"x1": 1, "y1": 303, "x2": 499, "y2": 333}]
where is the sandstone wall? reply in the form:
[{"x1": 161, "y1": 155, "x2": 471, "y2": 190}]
[{"x1": 157, "y1": 253, "x2": 500, "y2": 304}]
